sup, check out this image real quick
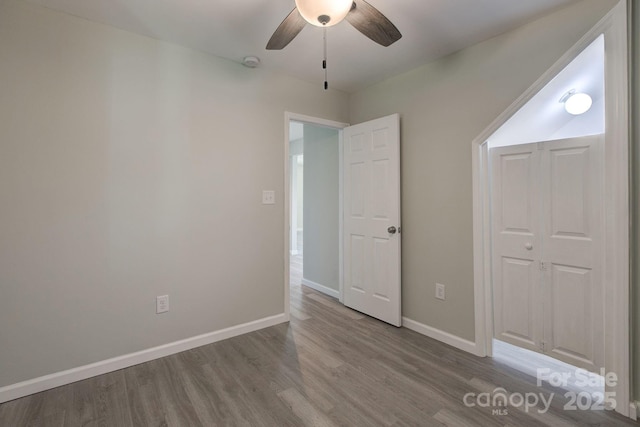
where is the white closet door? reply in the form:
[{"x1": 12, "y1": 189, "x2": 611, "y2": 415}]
[
  {"x1": 491, "y1": 135, "x2": 605, "y2": 374},
  {"x1": 491, "y1": 142, "x2": 543, "y2": 353},
  {"x1": 541, "y1": 135, "x2": 604, "y2": 372}
]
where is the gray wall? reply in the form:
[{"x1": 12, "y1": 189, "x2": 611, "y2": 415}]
[
  {"x1": 302, "y1": 125, "x2": 340, "y2": 291},
  {"x1": 0, "y1": 0, "x2": 349, "y2": 388},
  {"x1": 1, "y1": 0, "x2": 633, "y2": 399},
  {"x1": 349, "y1": 0, "x2": 618, "y2": 341}
]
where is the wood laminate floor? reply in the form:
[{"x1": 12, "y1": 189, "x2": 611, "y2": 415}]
[{"x1": 0, "y1": 255, "x2": 636, "y2": 426}]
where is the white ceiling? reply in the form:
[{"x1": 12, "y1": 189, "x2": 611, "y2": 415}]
[{"x1": 26, "y1": 0, "x2": 581, "y2": 93}]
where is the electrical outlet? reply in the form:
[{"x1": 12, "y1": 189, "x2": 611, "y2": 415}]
[
  {"x1": 435, "y1": 283, "x2": 445, "y2": 300},
  {"x1": 262, "y1": 190, "x2": 275, "y2": 205},
  {"x1": 156, "y1": 295, "x2": 169, "y2": 314}
]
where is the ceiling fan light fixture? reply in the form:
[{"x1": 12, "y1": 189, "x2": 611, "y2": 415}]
[{"x1": 294, "y1": 0, "x2": 353, "y2": 27}]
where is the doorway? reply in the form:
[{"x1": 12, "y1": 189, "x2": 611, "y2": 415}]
[
  {"x1": 490, "y1": 134, "x2": 605, "y2": 373},
  {"x1": 471, "y1": 3, "x2": 630, "y2": 415},
  {"x1": 489, "y1": 134, "x2": 606, "y2": 405},
  {"x1": 288, "y1": 119, "x2": 342, "y2": 300},
  {"x1": 284, "y1": 113, "x2": 348, "y2": 322},
  {"x1": 284, "y1": 112, "x2": 403, "y2": 327},
  {"x1": 489, "y1": 34, "x2": 609, "y2": 403},
  {"x1": 487, "y1": 35, "x2": 607, "y2": 373}
]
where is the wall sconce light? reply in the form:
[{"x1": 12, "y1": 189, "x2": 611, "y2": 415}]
[{"x1": 559, "y1": 89, "x2": 593, "y2": 115}]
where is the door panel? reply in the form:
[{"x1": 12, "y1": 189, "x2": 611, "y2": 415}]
[
  {"x1": 372, "y1": 159, "x2": 390, "y2": 219},
  {"x1": 349, "y1": 234, "x2": 366, "y2": 294},
  {"x1": 499, "y1": 257, "x2": 538, "y2": 348},
  {"x1": 549, "y1": 264, "x2": 594, "y2": 366},
  {"x1": 343, "y1": 114, "x2": 401, "y2": 326},
  {"x1": 501, "y1": 154, "x2": 536, "y2": 232},
  {"x1": 542, "y1": 135, "x2": 604, "y2": 371},
  {"x1": 549, "y1": 147, "x2": 590, "y2": 237},
  {"x1": 350, "y1": 162, "x2": 366, "y2": 217},
  {"x1": 372, "y1": 237, "x2": 391, "y2": 301},
  {"x1": 491, "y1": 143, "x2": 542, "y2": 353}
]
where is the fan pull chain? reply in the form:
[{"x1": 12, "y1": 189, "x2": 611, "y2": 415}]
[{"x1": 323, "y1": 27, "x2": 328, "y2": 90}]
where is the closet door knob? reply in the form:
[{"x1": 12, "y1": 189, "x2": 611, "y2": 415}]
[
  {"x1": 387, "y1": 226, "x2": 397, "y2": 234},
  {"x1": 525, "y1": 243, "x2": 533, "y2": 250}
]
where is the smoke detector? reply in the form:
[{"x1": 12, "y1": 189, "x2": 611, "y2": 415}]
[{"x1": 242, "y1": 56, "x2": 261, "y2": 68}]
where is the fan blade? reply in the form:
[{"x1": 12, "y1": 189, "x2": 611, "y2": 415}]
[
  {"x1": 346, "y1": 0, "x2": 402, "y2": 47},
  {"x1": 266, "y1": 8, "x2": 307, "y2": 50}
]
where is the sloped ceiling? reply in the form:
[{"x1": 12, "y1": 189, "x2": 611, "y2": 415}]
[{"x1": 489, "y1": 35, "x2": 605, "y2": 147}]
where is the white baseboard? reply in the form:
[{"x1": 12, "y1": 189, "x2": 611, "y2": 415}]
[
  {"x1": 402, "y1": 317, "x2": 480, "y2": 356},
  {"x1": 630, "y1": 401, "x2": 638, "y2": 420},
  {"x1": 0, "y1": 313, "x2": 287, "y2": 404},
  {"x1": 301, "y1": 278, "x2": 339, "y2": 299}
]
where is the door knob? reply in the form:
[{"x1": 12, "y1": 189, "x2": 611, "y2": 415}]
[
  {"x1": 525, "y1": 242, "x2": 533, "y2": 250},
  {"x1": 387, "y1": 226, "x2": 397, "y2": 234}
]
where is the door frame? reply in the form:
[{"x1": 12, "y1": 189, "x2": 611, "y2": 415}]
[
  {"x1": 283, "y1": 112, "x2": 349, "y2": 321},
  {"x1": 471, "y1": 1, "x2": 630, "y2": 417}
]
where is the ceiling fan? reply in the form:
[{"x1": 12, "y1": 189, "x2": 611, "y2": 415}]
[{"x1": 266, "y1": 0, "x2": 402, "y2": 50}]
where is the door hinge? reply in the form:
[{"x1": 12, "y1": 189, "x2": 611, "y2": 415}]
[{"x1": 539, "y1": 261, "x2": 547, "y2": 271}]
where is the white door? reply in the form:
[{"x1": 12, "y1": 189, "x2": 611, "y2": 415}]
[
  {"x1": 343, "y1": 114, "x2": 401, "y2": 326},
  {"x1": 491, "y1": 135, "x2": 604, "y2": 372},
  {"x1": 540, "y1": 135, "x2": 604, "y2": 371},
  {"x1": 491, "y1": 142, "x2": 543, "y2": 353}
]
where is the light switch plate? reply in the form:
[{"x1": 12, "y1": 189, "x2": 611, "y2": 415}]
[
  {"x1": 262, "y1": 190, "x2": 275, "y2": 205},
  {"x1": 156, "y1": 295, "x2": 169, "y2": 313},
  {"x1": 435, "y1": 283, "x2": 445, "y2": 300}
]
